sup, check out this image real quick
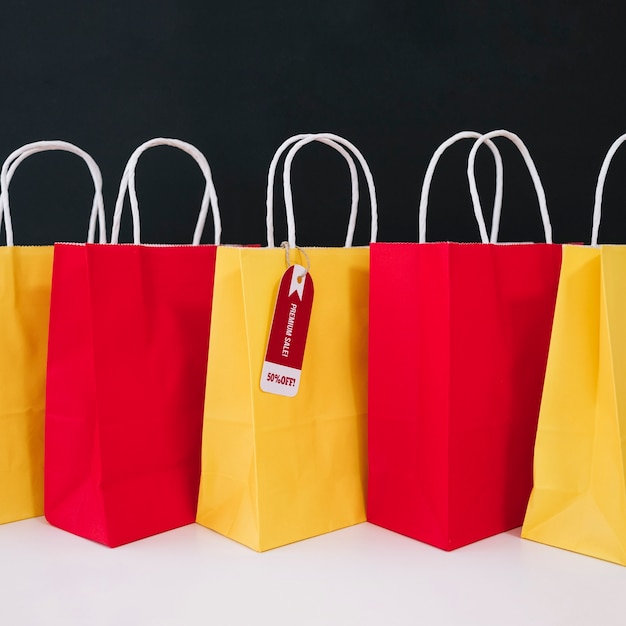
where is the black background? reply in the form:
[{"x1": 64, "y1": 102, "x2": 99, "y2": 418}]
[{"x1": 0, "y1": 1, "x2": 624, "y2": 247}]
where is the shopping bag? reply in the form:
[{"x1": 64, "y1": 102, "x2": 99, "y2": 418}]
[
  {"x1": 522, "y1": 133, "x2": 626, "y2": 565},
  {"x1": 196, "y1": 132, "x2": 376, "y2": 551},
  {"x1": 368, "y1": 130, "x2": 562, "y2": 550},
  {"x1": 44, "y1": 138, "x2": 221, "y2": 547},
  {"x1": 0, "y1": 140, "x2": 105, "y2": 525}
]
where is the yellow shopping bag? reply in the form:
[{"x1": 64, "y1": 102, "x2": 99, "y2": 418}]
[
  {"x1": 196, "y1": 133, "x2": 376, "y2": 551},
  {"x1": 0, "y1": 141, "x2": 105, "y2": 525},
  {"x1": 522, "y1": 134, "x2": 626, "y2": 565}
]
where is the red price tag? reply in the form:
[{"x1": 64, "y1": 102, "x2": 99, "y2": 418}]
[{"x1": 260, "y1": 264, "x2": 314, "y2": 397}]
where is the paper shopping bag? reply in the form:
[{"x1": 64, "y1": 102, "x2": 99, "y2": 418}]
[
  {"x1": 196, "y1": 132, "x2": 376, "y2": 551},
  {"x1": 522, "y1": 134, "x2": 626, "y2": 565},
  {"x1": 44, "y1": 138, "x2": 220, "y2": 547},
  {"x1": 368, "y1": 130, "x2": 562, "y2": 550},
  {"x1": 0, "y1": 141, "x2": 105, "y2": 525}
]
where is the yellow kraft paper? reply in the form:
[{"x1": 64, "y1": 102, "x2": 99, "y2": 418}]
[
  {"x1": 196, "y1": 246, "x2": 369, "y2": 551},
  {"x1": 0, "y1": 246, "x2": 53, "y2": 524},
  {"x1": 523, "y1": 244, "x2": 626, "y2": 565}
]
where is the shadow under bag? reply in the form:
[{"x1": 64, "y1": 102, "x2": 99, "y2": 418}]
[{"x1": 368, "y1": 130, "x2": 562, "y2": 550}]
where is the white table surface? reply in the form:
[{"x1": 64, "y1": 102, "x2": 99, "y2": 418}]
[{"x1": 0, "y1": 518, "x2": 623, "y2": 625}]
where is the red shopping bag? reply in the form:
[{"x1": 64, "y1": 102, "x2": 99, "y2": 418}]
[
  {"x1": 368, "y1": 130, "x2": 562, "y2": 550},
  {"x1": 44, "y1": 138, "x2": 221, "y2": 547}
]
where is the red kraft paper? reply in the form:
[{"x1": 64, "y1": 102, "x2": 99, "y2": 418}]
[
  {"x1": 367, "y1": 242, "x2": 562, "y2": 550},
  {"x1": 44, "y1": 243, "x2": 217, "y2": 547}
]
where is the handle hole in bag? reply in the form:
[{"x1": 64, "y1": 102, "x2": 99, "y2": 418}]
[
  {"x1": 3, "y1": 153, "x2": 99, "y2": 246},
  {"x1": 115, "y1": 149, "x2": 212, "y2": 245},
  {"x1": 425, "y1": 144, "x2": 501, "y2": 243},
  {"x1": 273, "y1": 144, "x2": 365, "y2": 247}
]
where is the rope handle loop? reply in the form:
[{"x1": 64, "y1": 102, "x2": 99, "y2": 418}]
[
  {"x1": 110, "y1": 138, "x2": 221, "y2": 245},
  {"x1": 278, "y1": 132, "x2": 377, "y2": 248},
  {"x1": 467, "y1": 129, "x2": 552, "y2": 243},
  {"x1": 418, "y1": 131, "x2": 503, "y2": 244},
  {"x1": 0, "y1": 140, "x2": 106, "y2": 246}
]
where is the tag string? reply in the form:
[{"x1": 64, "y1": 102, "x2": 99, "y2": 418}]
[{"x1": 281, "y1": 241, "x2": 310, "y2": 275}]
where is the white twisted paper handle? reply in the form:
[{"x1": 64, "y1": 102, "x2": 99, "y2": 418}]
[
  {"x1": 0, "y1": 140, "x2": 106, "y2": 246},
  {"x1": 277, "y1": 132, "x2": 377, "y2": 248},
  {"x1": 110, "y1": 137, "x2": 221, "y2": 245},
  {"x1": 266, "y1": 133, "x2": 361, "y2": 248},
  {"x1": 418, "y1": 131, "x2": 504, "y2": 243},
  {"x1": 467, "y1": 129, "x2": 552, "y2": 243},
  {"x1": 591, "y1": 133, "x2": 626, "y2": 246}
]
